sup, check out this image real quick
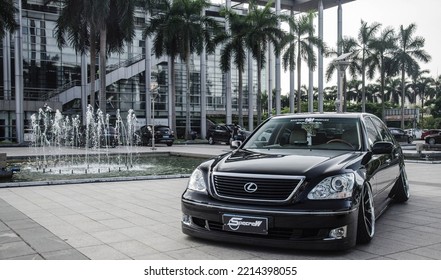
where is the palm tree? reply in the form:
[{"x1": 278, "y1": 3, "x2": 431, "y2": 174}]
[
  {"x1": 246, "y1": 0, "x2": 284, "y2": 124},
  {"x1": 384, "y1": 77, "x2": 402, "y2": 104},
  {"x1": 0, "y1": 0, "x2": 16, "y2": 39},
  {"x1": 219, "y1": 7, "x2": 250, "y2": 128},
  {"x1": 368, "y1": 26, "x2": 397, "y2": 119},
  {"x1": 411, "y1": 71, "x2": 434, "y2": 127},
  {"x1": 350, "y1": 20, "x2": 382, "y2": 112},
  {"x1": 144, "y1": 0, "x2": 220, "y2": 139},
  {"x1": 326, "y1": 37, "x2": 359, "y2": 112},
  {"x1": 282, "y1": 12, "x2": 324, "y2": 113},
  {"x1": 393, "y1": 23, "x2": 431, "y2": 128},
  {"x1": 55, "y1": 0, "x2": 136, "y2": 115}
]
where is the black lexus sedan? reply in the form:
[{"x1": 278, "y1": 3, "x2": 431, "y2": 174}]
[{"x1": 181, "y1": 113, "x2": 409, "y2": 250}]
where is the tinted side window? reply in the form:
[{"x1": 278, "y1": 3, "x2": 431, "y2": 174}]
[
  {"x1": 370, "y1": 117, "x2": 394, "y2": 142},
  {"x1": 363, "y1": 117, "x2": 382, "y2": 148}
]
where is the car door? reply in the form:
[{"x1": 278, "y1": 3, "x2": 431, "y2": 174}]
[
  {"x1": 215, "y1": 125, "x2": 230, "y2": 143},
  {"x1": 369, "y1": 117, "x2": 401, "y2": 208}
]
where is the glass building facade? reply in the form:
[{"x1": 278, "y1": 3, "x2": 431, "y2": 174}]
[{"x1": 1, "y1": 0, "x2": 261, "y2": 141}]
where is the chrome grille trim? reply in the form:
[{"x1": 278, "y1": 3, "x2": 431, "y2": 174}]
[{"x1": 210, "y1": 172, "x2": 305, "y2": 203}]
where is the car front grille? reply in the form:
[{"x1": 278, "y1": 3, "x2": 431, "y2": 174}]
[{"x1": 211, "y1": 172, "x2": 304, "y2": 203}]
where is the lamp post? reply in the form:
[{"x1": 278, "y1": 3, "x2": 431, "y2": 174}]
[
  {"x1": 150, "y1": 82, "x2": 159, "y2": 150},
  {"x1": 332, "y1": 53, "x2": 352, "y2": 113}
]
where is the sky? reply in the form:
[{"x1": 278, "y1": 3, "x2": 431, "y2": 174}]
[{"x1": 282, "y1": 0, "x2": 440, "y2": 93}]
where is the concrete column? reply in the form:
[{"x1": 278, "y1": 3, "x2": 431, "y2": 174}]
[
  {"x1": 308, "y1": 15, "x2": 314, "y2": 113},
  {"x1": 14, "y1": 0, "x2": 24, "y2": 144},
  {"x1": 3, "y1": 32, "x2": 11, "y2": 100},
  {"x1": 318, "y1": 0, "x2": 324, "y2": 113},
  {"x1": 145, "y1": 13, "x2": 152, "y2": 126},
  {"x1": 275, "y1": 0, "x2": 281, "y2": 115},
  {"x1": 337, "y1": 0, "x2": 343, "y2": 107},
  {"x1": 267, "y1": 42, "x2": 273, "y2": 117},
  {"x1": 200, "y1": 10, "x2": 207, "y2": 139},
  {"x1": 81, "y1": 53, "x2": 87, "y2": 124},
  {"x1": 289, "y1": 9, "x2": 295, "y2": 113},
  {"x1": 247, "y1": 50, "x2": 254, "y2": 131},
  {"x1": 225, "y1": 0, "x2": 232, "y2": 124}
]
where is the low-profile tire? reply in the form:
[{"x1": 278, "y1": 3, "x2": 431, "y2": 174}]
[
  {"x1": 208, "y1": 137, "x2": 215, "y2": 145},
  {"x1": 167, "y1": 142, "x2": 173, "y2": 147},
  {"x1": 428, "y1": 138, "x2": 436, "y2": 145},
  {"x1": 392, "y1": 168, "x2": 410, "y2": 202},
  {"x1": 357, "y1": 185, "x2": 375, "y2": 244}
]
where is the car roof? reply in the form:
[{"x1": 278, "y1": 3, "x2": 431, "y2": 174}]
[{"x1": 271, "y1": 112, "x2": 371, "y2": 120}]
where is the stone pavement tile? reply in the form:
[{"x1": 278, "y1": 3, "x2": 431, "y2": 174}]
[
  {"x1": 13, "y1": 225, "x2": 56, "y2": 240},
  {"x1": 356, "y1": 236, "x2": 418, "y2": 256},
  {"x1": 0, "y1": 241, "x2": 37, "y2": 259},
  {"x1": 89, "y1": 229, "x2": 132, "y2": 244},
  {"x1": 63, "y1": 233, "x2": 104, "y2": 248},
  {"x1": 98, "y1": 218, "x2": 135, "y2": 229},
  {"x1": 0, "y1": 230, "x2": 21, "y2": 244},
  {"x1": 0, "y1": 221, "x2": 9, "y2": 232},
  {"x1": 41, "y1": 248, "x2": 89, "y2": 260},
  {"x1": 195, "y1": 244, "x2": 264, "y2": 260},
  {"x1": 7, "y1": 254, "x2": 44, "y2": 260},
  {"x1": 76, "y1": 244, "x2": 131, "y2": 260},
  {"x1": 407, "y1": 244, "x2": 441, "y2": 259},
  {"x1": 42, "y1": 223, "x2": 84, "y2": 238},
  {"x1": 71, "y1": 220, "x2": 111, "y2": 233},
  {"x1": 134, "y1": 252, "x2": 175, "y2": 260},
  {"x1": 0, "y1": 210, "x2": 29, "y2": 222},
  {"x1": 108, "y1": 240, "x2": 159, "y2": 259},
  {"x1": 58, "y1": 213, "x2": 94, "y2": 224},
  {"x1": 137, "y1": 235, "x2": 191, "y2": 252},
  {"x1": 379, "y1": 228, "x2": 441, "y2": 247},
  {"x1": 387, "y1": 251, "x2": 433, "y2": 260},
  {"x1": 4, "y1": 218, "x2": 43, "y2": 230},
  {"x1": 165, "y1": 248, "x2": 219, "y2": 260},
  {"x1": 24, "y1": 236, "x2": 74, "y2": 253},
  {"x1": 82, "y1": 211, "x2": 116, "y2": 221},
  {"x1": 123, "y1": 215, "x2": 158, "y2": 227}
]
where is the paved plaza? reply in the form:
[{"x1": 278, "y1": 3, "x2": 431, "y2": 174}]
[{"x1": 1, "y1": 144, "x2": 441, "y2": 260}]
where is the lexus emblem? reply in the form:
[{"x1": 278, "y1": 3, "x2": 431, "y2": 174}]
[{"x1": 244, "y1": 182, "x2": 258, "y2": 193}]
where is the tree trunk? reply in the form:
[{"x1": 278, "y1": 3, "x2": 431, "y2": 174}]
[
  {"x1": 99, "y1": 25, "x2": 107, "y2": 116},
  {"x1": 401, "y1": 66, "x2": 405, "y2": 129},
  {"x1": 238, "y1": 70, "x2": 244, "y2": 128},
  {"x1": 89, "y1": 25, "x2": 96, "y2": 111},
  {"x1": 170, "y1": 56, "x2": 176, "y2": 136},
  {"x1": 185, "y1": 48, "x2": 191, "y2": 140}
]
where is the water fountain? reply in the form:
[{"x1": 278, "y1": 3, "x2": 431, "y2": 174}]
[{"x1": 2, "y1": 106, "x2": 204, "y2": 184}]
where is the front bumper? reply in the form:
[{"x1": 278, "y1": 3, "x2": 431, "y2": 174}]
[{"x1": 181, "y1": 198, "x2": 358, "y2": 251}]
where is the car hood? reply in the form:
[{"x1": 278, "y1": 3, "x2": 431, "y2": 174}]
[{"x1": 211, "y1": 148, "x2": 364, "y2": 177}]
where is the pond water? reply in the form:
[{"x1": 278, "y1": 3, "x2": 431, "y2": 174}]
[{"x1": 6, "y1": 155, "x2": 206, "y2": 183}]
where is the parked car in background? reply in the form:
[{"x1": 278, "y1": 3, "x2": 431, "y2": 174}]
[
  {"x1": 206, "y1": 124, "x2": 250, "y2": 145},
  {"x1": 424, "y1": 131, "x2": 441, "y2": 144},
  {"x1": 421, "y1": 129, "x2": 441, "y2": 140},
  {"x1": 137, "y1": 125, "x2": 174, "y2": 146},
  {"x1": 388, "y1": 127, "x2": 413, "y2": 144},
  {"x1": 405, "y1": 128, "x2": 423, "y2": 140},
  {"x1": 182, "y1": 113, "x2": 409, "y2": 250},
  {"x1": 78, "y1": 125, "x2": 119, "y2": 148}
]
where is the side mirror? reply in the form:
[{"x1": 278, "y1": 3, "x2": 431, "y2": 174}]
[
  {"x1": 372, "y1": 141, "x2": 394, "y2": 154},
  {"x1": 230, "y1": 140, "x2": 242, "y2": 149}
]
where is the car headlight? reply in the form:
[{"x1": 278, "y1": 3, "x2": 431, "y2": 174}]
[
  {"x1": 187, "y1": 168, "x2": 207, "y2": 193},
  {"x1": 307, "y1": 173, "x2": 355, "y2": 200}
]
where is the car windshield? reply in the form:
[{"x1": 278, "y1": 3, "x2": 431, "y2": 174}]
[{"x1": 243, "y1": 117, "x2": 362, "y2": 152}]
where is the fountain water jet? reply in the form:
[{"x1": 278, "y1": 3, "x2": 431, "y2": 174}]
[{"x1": 27, "y1": 105, "x2": 142, "y2": 176}]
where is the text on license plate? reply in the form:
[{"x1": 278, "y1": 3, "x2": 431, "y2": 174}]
[{"x1": 222, "y1": 214, "x2": 268, "y2": 235}]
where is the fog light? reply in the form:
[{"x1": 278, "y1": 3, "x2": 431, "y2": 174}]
[
  {"x1": 327, "y1": 226, "x2": 347, "y2": 240},
  {"x1": 182, "y1": 214, "x2": 191, "y2": 226}
]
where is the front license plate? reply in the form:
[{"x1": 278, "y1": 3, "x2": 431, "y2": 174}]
[{"x1": 222, "y1": 214, "x2": 268, "y2": 235}]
